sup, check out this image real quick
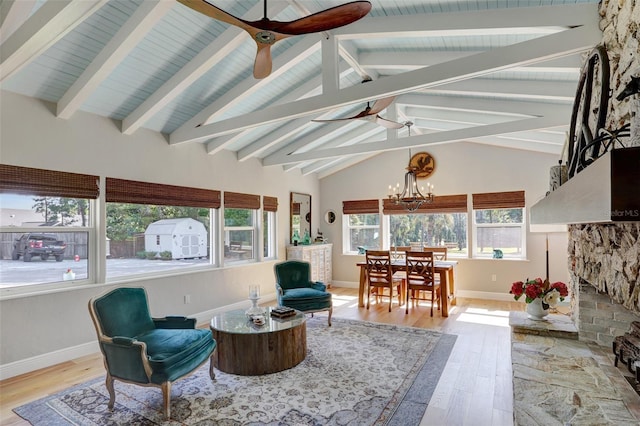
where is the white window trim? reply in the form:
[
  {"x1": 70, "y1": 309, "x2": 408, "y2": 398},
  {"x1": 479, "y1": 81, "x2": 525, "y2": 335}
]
[
  {"x1": 262, "y1": 209, "x2": 277, "y2": 260},
  {"x1": 223, "y1": 209, "x2": 259, "y2": 264},
  {"x1": 342, "y1": 213, "x2": 381, "y2": 255},
  {"x1": 472, "y1": 208, "x2": 526, "y2": 259},
  {"x1": 0, "y1": 197, "x2": 97, "y2": 298}
]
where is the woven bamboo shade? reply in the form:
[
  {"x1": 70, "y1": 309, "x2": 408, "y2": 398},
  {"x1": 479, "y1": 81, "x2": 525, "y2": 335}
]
[
  {"x1": 0, "y1": 164, "x2": 99, "y2": 199},
  {"x1": 472, "y1": 191, "x2": 525, "y2": 210},
  {"x1": 342, "y1": 199, "x2": 379, "y2": 214},
  {"x1": 224, "y1": 192, "x2": 260, "y2": 209},
  {"x1": 106, "y1": 178, "x2": 220, "y2": 208},
  {"x1": 383, "y1": 194, "x2": 467, "y2": 214},
  {"x1": 263, "y1": 196, "x2": 278, "y2": 212}
]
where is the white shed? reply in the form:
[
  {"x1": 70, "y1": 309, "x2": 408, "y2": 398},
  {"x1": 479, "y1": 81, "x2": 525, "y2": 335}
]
[{"x1": 144, "y1": 218, "x2": 207, "y2": 259}]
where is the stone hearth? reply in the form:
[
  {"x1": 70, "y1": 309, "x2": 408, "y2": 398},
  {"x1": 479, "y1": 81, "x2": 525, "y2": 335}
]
[{"x1": 510, "y1": 312, "x2": 640, "y2": 425}]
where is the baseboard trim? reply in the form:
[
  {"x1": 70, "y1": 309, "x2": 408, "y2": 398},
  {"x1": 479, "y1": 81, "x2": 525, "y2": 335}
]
[
  {"x1": 331, "y1": 281, "x2": 359, "y2": 289},
  {"x1": 456, "y1": 290, "x2": 517, "y2": 302},
  {"x1": 0, "y1": 341, "x2": 100, "y2": 381},
  {"x1": 0, "y1": 293, "x2": 279, "y2": 381},
  {"x1": 331, "y1": 284, "x2": 520, "y2": 302}
]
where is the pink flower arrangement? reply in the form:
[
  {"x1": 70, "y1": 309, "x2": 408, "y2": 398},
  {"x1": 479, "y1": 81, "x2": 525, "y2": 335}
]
[{"x1": 510, "y1": 278, "x2": 569, "y2": 309}]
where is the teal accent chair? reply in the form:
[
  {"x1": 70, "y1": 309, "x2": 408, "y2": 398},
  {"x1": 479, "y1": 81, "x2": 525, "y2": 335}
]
[
  {"x1": 274, "y1": 260, "x2": 333, "y2": 326},
  {"x1": 88, "y1": 287, "x2": 216, "y2": 420}
]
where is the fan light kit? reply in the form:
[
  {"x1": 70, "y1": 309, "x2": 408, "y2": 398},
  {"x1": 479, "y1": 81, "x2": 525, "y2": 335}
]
[
  {"x1": 387, "y1": 122, "x2": 435, "y2": 212},
  {"x1": 178, "y1": 0, "x2": 372, "y2": 79}
]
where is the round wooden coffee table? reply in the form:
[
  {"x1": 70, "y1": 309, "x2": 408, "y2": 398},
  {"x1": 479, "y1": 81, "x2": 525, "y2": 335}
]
[{"x1": 210, "y1": 308, "x2": 306, "y2": 375}]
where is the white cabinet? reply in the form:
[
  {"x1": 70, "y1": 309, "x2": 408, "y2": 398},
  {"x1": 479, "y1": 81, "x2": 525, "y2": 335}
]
[{"x1": 286, "y1": 244, "x2": 332, "y2": 287}]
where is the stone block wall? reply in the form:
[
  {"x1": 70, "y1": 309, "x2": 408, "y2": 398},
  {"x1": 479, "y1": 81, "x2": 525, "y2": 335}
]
[
  {"x1": 567, "y1": 1, "x2": 640, "y2": 347},
  {"x1": 569, "y1": 223, "x2": 640, "y2": 345},
  {"x1": 575, "y1": 282, "x2": 640, "y2": 347},
  {"x1": 599, "y1": 0, "x2": 640, "y2": 145}
]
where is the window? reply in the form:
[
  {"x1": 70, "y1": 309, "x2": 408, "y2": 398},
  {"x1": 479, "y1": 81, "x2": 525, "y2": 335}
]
[
  {"x1": 388, "y1": 213, "x2": 468, "y2": 256},
  {"x1": 472, "y1": 191, "x2": 525, "y2": 259},
  {"x1": 342, "y1": 199, "x2": 380, "y2": 253},
  {"x1": 345, "y1": 214, "x2": 380, "y2": 253},
  {"x1": 105, "y1": 202, "x2": 212, "y2": 278},
  {"x1": 383, "y1": 194, "x2": 468, "y2": 257},
  {"x1": 263, "y1": 196, "x2": 277, "y2": 259},
  {"x1": 105, "y1": 178, "x2": 220, "y2": 279},
  {"x1": 0, "y1": 165, "x2": 98, "y2": 290},
  {"x1": 223, "y1": 192, "x2": 260, "y2": 263},
  {"x1": 224, "y1": 208, "x2": 256, "y2": 262}
]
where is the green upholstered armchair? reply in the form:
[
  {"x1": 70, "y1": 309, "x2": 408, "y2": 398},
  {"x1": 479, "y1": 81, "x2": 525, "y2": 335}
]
[
  {"x1": 88, "y1": 287, "x2": 216, "y2": 420},
  {"x1": 274, "y1": 260, "x2": 333, "y2": 326}
]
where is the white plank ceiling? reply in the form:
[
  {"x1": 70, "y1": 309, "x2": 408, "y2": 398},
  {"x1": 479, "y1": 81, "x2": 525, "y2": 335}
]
[{"x1": 0, "y1": 0, "x2": 600, "y2": 178}]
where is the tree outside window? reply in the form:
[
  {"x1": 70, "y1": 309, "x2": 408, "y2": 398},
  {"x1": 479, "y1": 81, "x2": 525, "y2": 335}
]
[{"x1": 388, "y1": 213, "x2": 467, "y2": 255}]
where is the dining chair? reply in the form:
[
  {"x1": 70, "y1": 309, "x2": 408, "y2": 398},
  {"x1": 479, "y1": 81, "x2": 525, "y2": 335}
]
[
  {"x1": 365, "y1": 250, "x2": 404, "y2": 312},
  {"x1": 409, "y1": 242, "x2": 423, "y2": 252},
  {"x1": 390, "y1": 246, "x2": 407, "y2": 286},
  {"x1": 424, "y1": 246, "x2": 448, "y2": 260},
  {"x1": 405, "y1": 251, "x2": 441, "y2": 316}
]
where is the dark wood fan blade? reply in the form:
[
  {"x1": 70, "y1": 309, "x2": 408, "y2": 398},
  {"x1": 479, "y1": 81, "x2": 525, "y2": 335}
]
[
  {"x1": 259, "y1": 1, "x2": 371, "y2": 35},
  {"x1": 374, "y1": 115, "x2": 404, "y2": 129},
  {"x1": 312, "y1": 117, "x2": 355, "y2": 123},
  {"x1": 179, "y1": 0, "x2": 370, "y2": 79},
  {"x1": 253, "y1": 43, "x2": 273, "y2": 79},
  {"x1": 368, "y1": 96, "x2": 396, "y2": 114},
  {"x1": 313, "y1": 105, "x2": 372, "y2": 122},
  {"x1": 177, "y1": 0, "x2": 250, "y2": 29}
]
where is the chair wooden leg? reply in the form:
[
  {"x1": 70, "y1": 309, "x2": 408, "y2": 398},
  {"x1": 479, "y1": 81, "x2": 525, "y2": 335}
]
[
  {"x1": 162, "y1": 381, "x2": 171, "y2": 420},
  {"x1": 430, "y1": 288, "x2": 434, "y2": 317},
  {"x1": 328, "y1": 306, "x2": 333, "y2": 326},
  {"x1": 405, "y1": 286, "x2": 410, "y2": 314},
  {"x1": 366, "y1": 284, "x2": 371, "y2": 310},
  {"x1": 388, "y1": 285, "x2": 392, "y2": 312},
  {"x1": 105, "y1": 373, "x2": 115, "y2": 410}
]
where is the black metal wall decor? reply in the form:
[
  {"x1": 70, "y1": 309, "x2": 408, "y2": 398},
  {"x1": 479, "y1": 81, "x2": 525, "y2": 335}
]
[{"x1": 567, "y1": 45, "x2": 610, "y2": 178}]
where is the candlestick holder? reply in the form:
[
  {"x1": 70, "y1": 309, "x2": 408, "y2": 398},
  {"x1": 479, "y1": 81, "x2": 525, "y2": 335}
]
[{"x1": 246, "y1": 285, "x2": 265, "y2": 317}]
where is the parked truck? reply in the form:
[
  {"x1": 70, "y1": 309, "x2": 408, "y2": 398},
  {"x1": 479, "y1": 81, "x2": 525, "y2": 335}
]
[{"x1": 12, "y1": 233, "x2": 67, "y2": 262}]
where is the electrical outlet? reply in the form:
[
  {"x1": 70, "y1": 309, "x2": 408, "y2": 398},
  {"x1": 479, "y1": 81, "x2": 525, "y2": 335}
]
[
  {"x1": 184, "y1": 294, "x2": 191, "y2": 304},
  {"x1": 491, "y1": 274, "x2": 497, "y2": 282}
]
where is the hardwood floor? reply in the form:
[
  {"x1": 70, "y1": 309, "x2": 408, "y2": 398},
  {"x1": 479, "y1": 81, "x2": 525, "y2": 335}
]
[{"x1": 0, "y1": 288, "x2": 524, "y2": 425}]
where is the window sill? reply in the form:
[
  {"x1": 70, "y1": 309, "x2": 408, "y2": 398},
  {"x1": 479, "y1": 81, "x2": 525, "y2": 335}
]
[{"x1": 1, "y1": 280, "x2": 104, "y2": 301}]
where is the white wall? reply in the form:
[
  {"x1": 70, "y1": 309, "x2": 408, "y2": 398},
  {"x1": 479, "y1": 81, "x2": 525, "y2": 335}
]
[
  {"x1": 0, "y1": 91, "x2": 319, "y2": 375},
  {"x1": 319, "y1": 141, "x2": 570, "y2": 298},
  {"x1": 0, "y1": 90, "x2": 570, "y2": 377}
]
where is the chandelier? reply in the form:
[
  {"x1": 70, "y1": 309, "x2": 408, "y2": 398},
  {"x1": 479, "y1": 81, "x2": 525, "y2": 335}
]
[{"x1": 387, "y1": 122, "x2": 434, "y2": 212}]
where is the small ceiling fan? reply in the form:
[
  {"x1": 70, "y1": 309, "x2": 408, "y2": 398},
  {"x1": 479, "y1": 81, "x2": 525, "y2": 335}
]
[
  {"x1": 312, "y1": 96, "x2": 404, "y2": 129},
  {"x1": 177, "y1": 0, "x2": 372, "y2": 79}
]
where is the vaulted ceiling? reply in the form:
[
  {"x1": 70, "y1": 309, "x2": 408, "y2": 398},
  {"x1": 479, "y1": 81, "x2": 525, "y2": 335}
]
[{"x1": 1, "y1": 0, "x2": 599, "y2": 177}]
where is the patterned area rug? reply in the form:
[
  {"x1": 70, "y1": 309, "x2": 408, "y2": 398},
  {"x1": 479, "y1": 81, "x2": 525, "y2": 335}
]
[{"x1": 15, "y1": 317, "x2": 456, "y2": 425}]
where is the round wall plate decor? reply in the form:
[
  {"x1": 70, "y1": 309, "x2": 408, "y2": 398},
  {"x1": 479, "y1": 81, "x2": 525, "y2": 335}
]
[{"x1": 409, "y1": 152, "x2": 435, "y2": 178}]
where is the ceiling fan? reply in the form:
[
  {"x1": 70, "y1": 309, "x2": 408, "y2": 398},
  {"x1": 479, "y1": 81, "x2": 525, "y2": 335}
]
[
  {"x1": 177, "y1": 0, "x2": 372, "y2": 79},
  {"x1": 312, "y1": 96, "x2": 405, "y2": 129}
]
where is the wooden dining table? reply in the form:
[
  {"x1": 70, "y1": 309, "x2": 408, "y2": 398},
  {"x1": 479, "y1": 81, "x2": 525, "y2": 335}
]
[{"x1": 356, "y1": 259, "x2": 458, "y2": 317}]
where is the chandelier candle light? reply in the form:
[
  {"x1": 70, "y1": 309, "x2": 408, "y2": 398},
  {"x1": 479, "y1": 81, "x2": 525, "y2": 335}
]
[{"x1": 387, "y1": 122, "x2": 435, "y2": 212}]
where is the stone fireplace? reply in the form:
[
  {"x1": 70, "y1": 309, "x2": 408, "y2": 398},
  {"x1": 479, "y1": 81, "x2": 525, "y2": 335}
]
[
  {"x1": 511, "y1": 3, "x2": 640, "y2": 422},
  {"x1": 569, "y1": 223, "x2": 640, "y2": 347},
  {"x1": 566, "y1": 0, "x2": 640, "y2": 348}
]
